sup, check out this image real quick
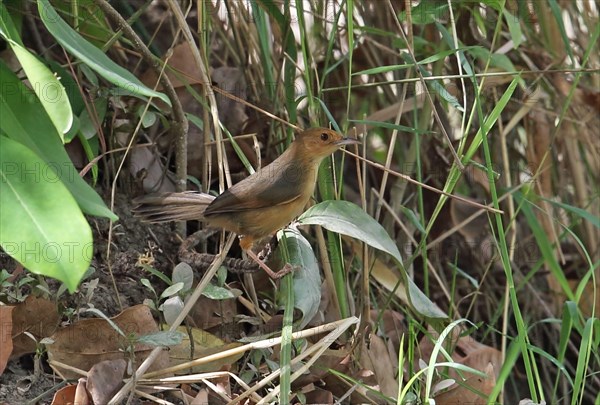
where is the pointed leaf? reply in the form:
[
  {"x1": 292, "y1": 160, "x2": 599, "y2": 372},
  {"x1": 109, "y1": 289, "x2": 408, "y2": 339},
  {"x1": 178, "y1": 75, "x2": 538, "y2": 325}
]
[
  {"x1": 0, "y1": 62, "x2": 116, "y2": 220},
  {"x1": 0, "y1": 136, "x2": 92, "y2": 292},
  {"x1": 299, "y1": 201, "x2": 446, "y2": 318},
  {"x1": 37, "y1": 0, "x2": 169, "y2": 105}
]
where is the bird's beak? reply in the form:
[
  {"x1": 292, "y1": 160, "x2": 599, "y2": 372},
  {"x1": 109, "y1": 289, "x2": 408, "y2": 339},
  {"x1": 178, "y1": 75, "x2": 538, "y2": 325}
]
[{"x1": 335, "y1": 137, "x2": 361, "y2": 146}]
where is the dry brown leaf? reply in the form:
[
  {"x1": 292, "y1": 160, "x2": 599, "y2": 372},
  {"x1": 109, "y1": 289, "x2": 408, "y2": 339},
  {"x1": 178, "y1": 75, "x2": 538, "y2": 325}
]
[
  {"x1": 370, "y1": 309, "x2": 405, "y2": 349},
  {"x1": 434, "y1": 362, "x2": 496, "y2": 404},
  {"x1": 129, "y1": 146, "x2": 176, "y2": 193},
  {"x1": 11, "y1": 296, "x2": 59, "y2": 359},
  {"x1": 86, "y1": 359, "x2": 127, "y2": 405},
  {"x1": 417, "y1": 327, "x2": 502, "y2": 402},
  {"x1": 0, "y1": 305, "x2": 14, "y2": 375},
  {"x1": 301, "y1": 386, "x2": 334, "y2": 404},
  {"x1": 47, "y1": 305, "x2": 169, "y2": 379},
  {"x1": 360, "y1": 333, "x2": 399, "y2": 400},
  {"x1": 192, "y1": 388, "x2": 209, "y2": 405},
  {"x1": 74, "y1": 378, "x2": 90, "y2": 405},
  {"x1": 51, "y1": 384, "x2": 77, "y2": 405},
  {"x1": 188, "y1": 295, "x2": 238, "y2": 332}
]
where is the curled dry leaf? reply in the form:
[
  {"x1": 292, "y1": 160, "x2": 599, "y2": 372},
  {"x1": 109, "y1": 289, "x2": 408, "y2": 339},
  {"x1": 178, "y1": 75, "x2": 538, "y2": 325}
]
[
  {"x1": 47, "y1": 304, "x2": 169, "y2": 379},
  {"x1": 50, "y1": 378, "x2": 90, "y2": 405},
  {"x1": 74, "y1": 378, "x2": 90, "y2": 405},
  {"x1": 51, "y1": 384, "x2": 77, "y2": 405}
]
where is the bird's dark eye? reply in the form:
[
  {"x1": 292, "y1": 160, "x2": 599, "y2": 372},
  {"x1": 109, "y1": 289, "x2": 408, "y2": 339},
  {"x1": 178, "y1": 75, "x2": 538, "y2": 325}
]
[{"x1": 320, "y1": 132, "x2": 329, "y2": 141}]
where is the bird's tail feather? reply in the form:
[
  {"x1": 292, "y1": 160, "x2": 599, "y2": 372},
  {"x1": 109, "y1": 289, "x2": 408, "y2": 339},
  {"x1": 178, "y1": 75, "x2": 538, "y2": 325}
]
[{"x1": 132, "y1": 192, "x2": 215, "y2": 223}]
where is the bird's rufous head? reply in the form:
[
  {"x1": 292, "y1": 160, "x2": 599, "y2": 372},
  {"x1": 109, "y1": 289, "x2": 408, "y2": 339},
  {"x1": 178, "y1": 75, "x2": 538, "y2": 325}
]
[{"x1": 294, "y1": 127, "x2": 360, "y2": 159}]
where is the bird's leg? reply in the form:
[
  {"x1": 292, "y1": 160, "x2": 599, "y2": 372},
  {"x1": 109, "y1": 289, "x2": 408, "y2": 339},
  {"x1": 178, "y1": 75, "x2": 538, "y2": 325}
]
[
  {"x1": 243, "y1": 249, "x2": 294, "y2": 279},
  {"x1": 239, "y1": 235, "x2": 294, "y2": 279}
]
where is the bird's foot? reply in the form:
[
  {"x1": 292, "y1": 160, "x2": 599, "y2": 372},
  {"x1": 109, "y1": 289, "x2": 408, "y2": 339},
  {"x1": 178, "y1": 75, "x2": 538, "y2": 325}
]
[
  {"x1": 269, "y1": 263, "x2": 300, "y2": 279},
  {"x1": 244, "y1": 249, "x2": 298, "y2": 279}
]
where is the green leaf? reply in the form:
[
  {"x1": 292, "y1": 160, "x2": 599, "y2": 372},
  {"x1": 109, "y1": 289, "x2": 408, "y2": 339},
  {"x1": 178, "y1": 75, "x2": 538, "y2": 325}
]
[
  {"x1": 300, "y1": 201, "x2": 402, "y2": 259},
  {"x1": 348, "y1": 119, "x2": 424, "y2": 134},
  {"x1": 79, "y1": 96, "x2": 108, "y2": 140},
  {"x1": 0, "y1": 137, "x2": 93, "y2": 292},
  {"x1": 277, "y1": 229, "x2": 321, "y2": 329},
  {"x1": 0, "y1": 61, "x2": 117, "y2": 220},
  {"x1": 172, "y1": 262, "x2": 194, "y2": 292},
  {"x1": 0, "y1": 2, "x2": 23, "y2": 45},
  {"x1": 139, "y1": 264, "x2": 172, "y2": 285},
  {"x1": 0, "y1": 3, "x2": 73, "y2": 137},
  {"x1": 398, "y1": 2, "x2": 449, "y2": 25},
  {"x1": 299, "y1": 201, "x2": 447, "y2": 319},
  {"x1": 541, "y1": 198, "x2": 600, "y2": 229},
  {"x1": 502, "y1": 9, "x2": 523, "y2": 49},
  {"x1": 516, "y1": 193, "x2": 575, "y2": 301},
  {"x1": 137, "y1": 330, "x2": 185, "y2": 347},
  {"x1": 37, "y1": 0, "x2": 169, "y2": 105},
  {"x1": 161, "y1": 282, "x2": 184, "y2": 299},
  {"x1": 86, "y1": 308, "x2": 125, "y2": 337},
  {"x1": 162, "y1": 296, "x2": 184, "y2": 326},
  {"x1": 202, "y1": 283, "x2": 237, "y2": 300},
  {"x1": 467, "y1": 46, "x2": 515, "y2": 73}
]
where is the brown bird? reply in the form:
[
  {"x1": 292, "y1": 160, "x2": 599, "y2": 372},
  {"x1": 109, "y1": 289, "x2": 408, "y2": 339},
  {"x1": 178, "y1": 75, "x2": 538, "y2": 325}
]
[{"x1": 133, "y1": 127, "x2": 360, "y2": 278}]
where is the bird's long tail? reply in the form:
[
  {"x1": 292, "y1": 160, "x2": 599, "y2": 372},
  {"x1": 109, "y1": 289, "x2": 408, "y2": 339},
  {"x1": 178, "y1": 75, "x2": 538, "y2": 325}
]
[{"x1": 132, "y1": 192, "x2": 215, "y2": 223}]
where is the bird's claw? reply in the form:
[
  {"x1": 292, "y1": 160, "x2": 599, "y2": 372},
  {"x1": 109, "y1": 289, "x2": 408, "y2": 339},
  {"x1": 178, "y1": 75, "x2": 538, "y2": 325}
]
[{"x1": 271, "y1": 263, "x2": 300, "y2": 279}]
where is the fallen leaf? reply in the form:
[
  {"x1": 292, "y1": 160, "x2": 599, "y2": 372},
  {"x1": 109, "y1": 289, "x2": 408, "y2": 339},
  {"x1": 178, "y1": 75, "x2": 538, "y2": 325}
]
[
  {"x1": 0, "y1": 305, "x2": 14, "y2": 375},
  {"x1": 47, "y1": 305, "x2": 169, "y2": 379},
  {"x1": 51, "y1": 384, "x2": 77, "y2": 405},
  {"x1": 87, "y1": 359, "x2": 127, "y2": 404},
  {"x1": 169, "y1": 326, "x2": 243, "y2": 374},
  {"x1": 11, "y1": 296, "x2": 59, "y2": 359},
  {"x1": 360, "y1": 333, "x2": 398, "y2": 400}
]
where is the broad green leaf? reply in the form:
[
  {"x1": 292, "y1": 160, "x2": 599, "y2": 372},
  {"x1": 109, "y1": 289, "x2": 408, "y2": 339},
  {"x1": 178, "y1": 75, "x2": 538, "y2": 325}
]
[
  {"x1": 37, "y1": 0, "x2": 169, "y2": 105},
  {"x1": 277, "y1": 229, "x2": 321, "y2": 329},
  {"x1": 300, "y1": 201, "x2": 402, "y2": 259},
  {"x1": 299, "y1": 201, "x2": 447, "y2": 318},
  {"x1": 9, "y1": 46, "x2": 72, "y2": 137},
  {"x1": 0, "y1": 61, "x2": 117, "y2": 220},
  {"x1": 0, "y1": 136, "x2": 92, "y2": 292},
  {"x1": 0, "y1": 3, "x2": 72, "y2": 137}
]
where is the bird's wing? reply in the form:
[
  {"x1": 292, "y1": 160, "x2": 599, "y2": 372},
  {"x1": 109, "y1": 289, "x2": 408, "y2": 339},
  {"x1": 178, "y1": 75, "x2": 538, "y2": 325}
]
[{"x1": 204, "y1": 162, "x2": 308, "y2": 216}]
